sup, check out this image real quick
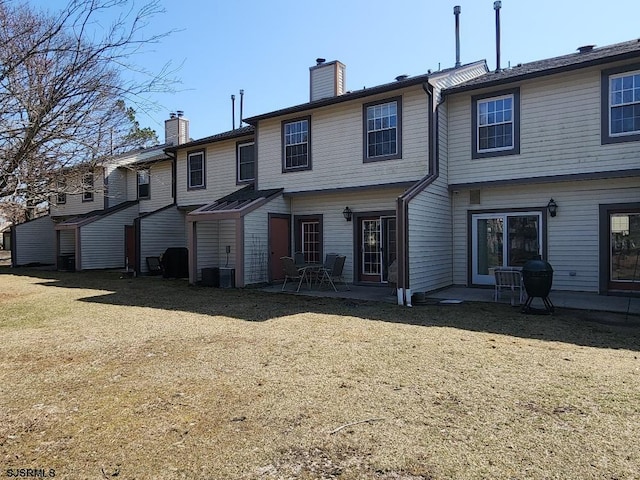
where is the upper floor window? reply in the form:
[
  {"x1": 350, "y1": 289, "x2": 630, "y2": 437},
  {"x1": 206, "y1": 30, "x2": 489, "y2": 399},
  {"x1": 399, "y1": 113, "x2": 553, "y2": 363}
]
[
  {"x1": 137, "y1": 169, "x2": 150, "y2": 199},
  {"x1": 56, "y1": 179, "x2": 66, "y2": 205},
  {"x1": 472, "y1": 88, "x2": 520, "y2": 159},
  {"x1": 187, "y1": 150, "x2": 205, "y2": 189},
  {"x1": 363, "y1": 97, "x2": 402, "y2": 162},
  {"x1": 237, "y1": 141, "x2": 255, "y2": 183},
  {"x1": 282, "y1": 117, "x2": 311, "y2": 172},
  {"x1": 602, "y1": 65, "x2": 640, "y2": 144},
  {"x1": 82, "y1": 173, "x2": 94, "y2": 202}
]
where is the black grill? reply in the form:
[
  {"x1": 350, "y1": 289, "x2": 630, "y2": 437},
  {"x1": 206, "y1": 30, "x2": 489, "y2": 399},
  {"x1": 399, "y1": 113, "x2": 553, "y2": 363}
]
[
  {"x1": 521, "y1": 257, "x2": 554, "y2": 314},
  {"x1": 161, "y1": 247, "x2": 189, "y2": 279}
]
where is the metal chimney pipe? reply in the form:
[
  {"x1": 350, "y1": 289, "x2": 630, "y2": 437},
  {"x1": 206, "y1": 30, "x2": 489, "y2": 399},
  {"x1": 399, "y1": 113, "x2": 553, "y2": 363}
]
[
  {"x1": 231, "y1": 94, "x2": 236, "y2": 130},
  {"x1": 494, "y1": 1, "x2": 502, "y2": 71},
  {"x1": 239, "y1": 89, "x2": 244, "y2": 127},
  {"x1": 454, "y1": 6, "x2": 461, "y2": 68}
]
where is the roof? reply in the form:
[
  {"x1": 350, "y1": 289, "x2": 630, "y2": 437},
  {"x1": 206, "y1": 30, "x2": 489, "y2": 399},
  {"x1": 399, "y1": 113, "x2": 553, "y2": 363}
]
[
  {"x1": 188, "y1": 185, "x2": 283, "y2": 219},
  {"x1": 243, "y1": 61, "x2": 487, "y2": 124},
  {"x1": 165, "y1": 126, "x2": 254, "y2": 152},
  {"x1": 445, "y1": 39, "x2": 640, "y2": 94},
  {"x1": 55, "y1": 200, "x2": 138, "y2": 228}
]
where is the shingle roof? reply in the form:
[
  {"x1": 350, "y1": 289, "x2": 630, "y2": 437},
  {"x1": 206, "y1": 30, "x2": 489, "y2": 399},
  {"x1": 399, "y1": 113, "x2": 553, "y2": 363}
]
[
  {"x1": 444, "y1": 39, "x2": 640, "y2": 94},
  {"x1": 243, "y1": 61, "x2": 487, "y2": 124},
  {"x1": 165, "y1": 126, "x2": 254, "y2": 152},
  {"x1": 189, "y1": 185, "x2": 283, "y2": 217}
]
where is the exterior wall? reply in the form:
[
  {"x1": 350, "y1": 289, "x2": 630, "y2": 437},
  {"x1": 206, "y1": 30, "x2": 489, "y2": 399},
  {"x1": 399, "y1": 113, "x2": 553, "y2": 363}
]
[
  {"x1": 448, "y1": 65, "x2": 640, "y2": 185},
  {"x1": 194, "y1": 220, "x2": 236, "y2": 282},
  {"x1": 243, "y1": 195, "x2": 289, "y2": 285},
  {"x1": 138, "y1": 160, "x2": 174, "y2": 213},
  {"x1": 407, "y1": 106, "x2": 453, "y2": 293},
  {"x1": 13, "y1": 216, "x2": 56, "y2": 265},
  {"x1": 451, "y1": 177, "x2": 640, "y2": 292},
  {"x1": 176, "y1": 135, "x2": 253, "y2": 207},
  {"x1": 50, "y1": 169, "x2": 106, "y2": 217},
  {"x1": 290, "y1": 188, "x2": 405, "y2": 283},
  {"x1": 106, "y1": 166, "x2": 128, "y2": 207},
  {"x1": 59, "y1": 229, "x2": 75, "y2": 255},
  {"x1": 79, "y1": 203, "x2": 140, "y2": 270},
  {"x1": 138, "y1": 206, "x2": 186, "y2": 275},
  {"x1": 256, "y1": 86, "x2": 430, "y2": 192}
]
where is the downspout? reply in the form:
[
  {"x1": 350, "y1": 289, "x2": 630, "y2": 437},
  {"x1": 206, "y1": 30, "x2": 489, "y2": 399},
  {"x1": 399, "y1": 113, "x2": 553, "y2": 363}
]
[
  {"x1": 396, "y1": 81, "x2": 437, "y2": 306},
  {"x1": 165, "y1": 150, "x2": 177, "y2": 206}
]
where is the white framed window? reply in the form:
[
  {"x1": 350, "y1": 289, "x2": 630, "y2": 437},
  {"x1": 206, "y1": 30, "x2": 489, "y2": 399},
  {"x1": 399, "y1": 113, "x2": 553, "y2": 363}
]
[
  {"x1": 56, "y1": 179, "x2": 66, "y2": 204},
  {"x1": 364, "y1": 97, "x2": 401, "y2": 161},
  {"x1": 187, "y1": 151, "x2": 205, "y2": 189},
  {"x1": 237, "y1": 141, "x2": 255, "y2": 183},
  {"x1": 137, "y1": 169, "x2": 150, "y2": 199},
  {"x1": 609, "y1": 70, "x2": 640, "y2": 136},
  {"x1": 282, "y1": 117, "x2": 310, "y2": 171},
  {"x1": 82, "y1": 173, "x2": 94, "y2": 202},
  {"x1": 477, "y1": 95, "x2": 513, "y2": 152},
  {"x1": 472, "y1": 88, "x2": 520, "y2": 159}
]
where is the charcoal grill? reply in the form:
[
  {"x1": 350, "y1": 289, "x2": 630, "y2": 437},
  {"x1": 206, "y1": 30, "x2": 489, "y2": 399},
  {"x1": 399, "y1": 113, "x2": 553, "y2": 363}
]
[{"x1": 521, "y1": 257, "x2": 554, "y2": 314}]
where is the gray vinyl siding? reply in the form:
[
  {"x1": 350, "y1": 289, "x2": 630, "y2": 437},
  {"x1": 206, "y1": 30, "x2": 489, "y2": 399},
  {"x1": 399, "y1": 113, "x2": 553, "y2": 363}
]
[
  {"x1": 79, "y1": 203, "x2": 140, "y2": 270},
  {"x1": 13, "y1": 216, "x2": 56, "y2": 265},
  {"x1": 243, "y1": 195, "x2": 289, "y2": 285},
  {"x1": 106, "y1": 166, "x2": 128, "y2": 207},
  {"x1": 195, "y1": 221, "x2": 219, "y2": 281},
  {"x1": 290, "y1": 189, "x2": 404, "y2": 284},
  {"x1": 193, "y1": 219, "x2": 235, "y2": 282},
  {"x1": 139, "y1": 207, "x2": 186, "y2": 274},
  {"x1": 139, "y1": 161, "x2": 174, "y2": 213},
  {"x1": 451, "y1": 177, "x2": 640, "y2": 292},
  {"x1": 448, "y1": 66, "x2": 640, "y2": 185},
  {"x1": 257, "y1": 87, "x2": 429, "y2": 192},
  {"x1": 59, "y1": 229, "x2": 75, "y2": 255}
]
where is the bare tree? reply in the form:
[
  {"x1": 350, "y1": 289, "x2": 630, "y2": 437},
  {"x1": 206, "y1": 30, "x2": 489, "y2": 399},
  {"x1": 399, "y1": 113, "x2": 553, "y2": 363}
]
[{"x1": 0, "y1": 0, "x2": 176, "y2": 221}]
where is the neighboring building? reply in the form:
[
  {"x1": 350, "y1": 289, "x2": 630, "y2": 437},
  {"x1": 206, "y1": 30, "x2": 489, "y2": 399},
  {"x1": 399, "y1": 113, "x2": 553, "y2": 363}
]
[
  {"x1": 186, "y1": 59, "x2": 488, "y2": 291},
  {"x1": 443, "y1": 39, "x2": 640, "y2": 295},
  {"x1": 12, "y1": 113, "x2": 190, "y2": 271}
]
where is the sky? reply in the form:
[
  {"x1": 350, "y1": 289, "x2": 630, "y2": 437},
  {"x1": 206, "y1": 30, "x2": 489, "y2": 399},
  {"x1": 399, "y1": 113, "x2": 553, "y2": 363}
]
[{"x1": 29, "y1": 0, "x2": 640, "y2": 142}]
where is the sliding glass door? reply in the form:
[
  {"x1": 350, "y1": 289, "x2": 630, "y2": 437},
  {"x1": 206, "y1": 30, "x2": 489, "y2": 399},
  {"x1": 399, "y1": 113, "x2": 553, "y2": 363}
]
[
  {"x1": 472, "y1": 212, "x2": 543, "y2": 285},
  {"x1": 610, "y1": 212, "x2": 640, "y2": 290}
]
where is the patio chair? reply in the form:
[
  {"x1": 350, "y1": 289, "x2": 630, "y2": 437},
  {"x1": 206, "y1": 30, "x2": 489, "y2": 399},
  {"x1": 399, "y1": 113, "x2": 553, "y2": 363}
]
[
  {"x1": 294, "y1": 251, "x2": 305, "y2": 266},
  {"x1": 281, "y1": 256, "x2": 306, "y2": 292},
  {"x1": 494, "y1": 267, "x2": 524, "y2": 306},
  {"x1": 317, "y1": 255, "x2": 349, "y2": 291}
]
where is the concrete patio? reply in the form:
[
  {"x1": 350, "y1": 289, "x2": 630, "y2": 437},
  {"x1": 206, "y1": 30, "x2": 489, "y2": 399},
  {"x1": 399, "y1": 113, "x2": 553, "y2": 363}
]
[{"x1": 264, "y1": 282, "x2": 640, "y2": 317}]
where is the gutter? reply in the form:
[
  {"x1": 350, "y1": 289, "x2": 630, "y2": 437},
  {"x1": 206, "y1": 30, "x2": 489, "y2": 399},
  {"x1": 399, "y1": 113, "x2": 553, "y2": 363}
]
[{"x1": 395, "y1": 81, "x2": 439, "y2": 306}]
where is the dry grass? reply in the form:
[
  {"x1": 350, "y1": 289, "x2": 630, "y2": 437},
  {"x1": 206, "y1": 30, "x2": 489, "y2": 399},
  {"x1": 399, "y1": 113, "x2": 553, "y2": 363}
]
[{"x1": 0, "y1": 268, "x2": 639, "y2": 480}]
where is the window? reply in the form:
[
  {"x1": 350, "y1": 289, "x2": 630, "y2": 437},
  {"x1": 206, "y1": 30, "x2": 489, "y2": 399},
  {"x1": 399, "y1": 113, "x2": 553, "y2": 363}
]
[
  {"x1": 237, "y1": 141, "x2": 255, "y2": 183},
  {"x1": 137, "y1": 169, "x2": 150, "y2": 199},
  {"x1": 56, "y1": 180, "x2": 66, "y2": 205},
  {"x1": 187, "y1": 150, "x2": 205, "y2": 189},
  {"x1": 602, "y1": 65, "x2": 640, "y2": 144},
  {"x1": 294, "y1": 215, "x2": 323, "y2": 264},
  {"x1": 472, "y1": 88, "x2": 520, "y2": 159},
  {"x1": 363, "y1": 97, "x2": 402, "y2": 162},
  {"x1": 282, "y1": 117, "x2": 311, "y2": 171},
  {"x1": 82, "y1": 173, "x2": 94, "y2": 202}
]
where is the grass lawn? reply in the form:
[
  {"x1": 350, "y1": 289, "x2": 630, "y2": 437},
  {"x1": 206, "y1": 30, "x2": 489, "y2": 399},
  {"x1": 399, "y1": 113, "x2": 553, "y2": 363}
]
[{"x1": 0, "y1": 268, "x2": 639, "y2": 479}]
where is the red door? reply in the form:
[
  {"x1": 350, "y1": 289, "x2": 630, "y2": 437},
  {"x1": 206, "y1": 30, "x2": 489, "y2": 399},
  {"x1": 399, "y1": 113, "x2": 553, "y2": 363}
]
[
  {"x1": 269, "y1": 215, "x2": 290, "y2": 281},
  {"x1": 125, "y1": 225, "x2": 136, "y2": 271}
]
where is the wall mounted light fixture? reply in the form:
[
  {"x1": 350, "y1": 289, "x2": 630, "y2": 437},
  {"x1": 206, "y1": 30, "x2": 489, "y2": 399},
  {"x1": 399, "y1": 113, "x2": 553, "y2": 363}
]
[
  {"x1": 547, "y1": 198, "x2": 558, "y2": 217},
  {"x1": 342, "y1": 206, "x2": 353, "y2": 222}
]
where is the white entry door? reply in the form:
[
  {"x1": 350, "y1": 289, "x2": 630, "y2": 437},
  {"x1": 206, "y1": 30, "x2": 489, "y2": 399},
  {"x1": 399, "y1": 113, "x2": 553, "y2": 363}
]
[{"x1": 471, "y1": 212, "x2": 543, "y2": 285}]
